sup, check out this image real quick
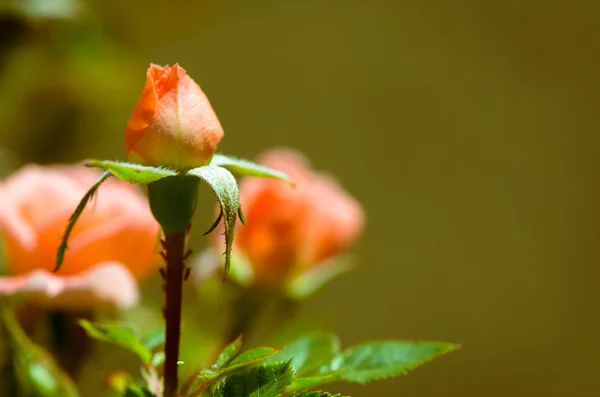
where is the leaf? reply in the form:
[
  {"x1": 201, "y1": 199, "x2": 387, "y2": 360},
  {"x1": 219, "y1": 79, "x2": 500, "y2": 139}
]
[
  {"x1": 142, "y1": 328, "x2": 166, "y2": 351},
  {"x1": 210, "y1": 154, "x2": 292, "y2": 184},
  {"x1": 86, "y1": 159, "x2": 177, "y2": 183},
  {"x1": 265, "y1": 332, "x2": 340, "y2": 377},
  {"x1": 125, "y1": 384, "x2": 155, "y2": 397},
  {"x1": 288, "y1": 373, "x2": 342, "y2": 391},
  {"x1": 214, "y1": 361, "x2": 295, "y2": 397},
  {"x1": 214, "y1": 335, "x2": 243, "y2": 370},
  {"x1": 230, "y1": 346, "x2": 281, "y2": 365},
  {"x1": 1, "y1": 303, "x2": 79, "y2": 396},
  {"x1": 289, "y1": 392, "x2": 346, "y2": 397},
  {"x1": 78, "y1": 320, "x2": 152, "y2": 365},
  {"x1": 320, "y1": 340, "x2": 458, "y2": 384},
  {"x1": 202, "y1": 346, "x2": 281, "y2": 379},
  {"x1": 187, "y1": 165, "x2": 240, "y2": 275},
  {"x1": 151, "y1": 352, "x2": 165, "y2": 368},
  {"x1": 54, "y1": 170, "x2": 111, "y2": 272},
  {"x1": 286, "y1": 256, "x2": 355, "y2": 300}
]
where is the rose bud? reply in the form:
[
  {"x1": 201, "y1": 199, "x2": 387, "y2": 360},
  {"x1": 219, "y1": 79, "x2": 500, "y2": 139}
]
[{"x1": 125, "y1": 63, "x2": 224, "y2": 170}]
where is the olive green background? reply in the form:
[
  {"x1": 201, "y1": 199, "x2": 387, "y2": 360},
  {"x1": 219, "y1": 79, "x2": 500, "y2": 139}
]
[{"x1": 1, "y1": 0, "x2": 599, "y2": 396}]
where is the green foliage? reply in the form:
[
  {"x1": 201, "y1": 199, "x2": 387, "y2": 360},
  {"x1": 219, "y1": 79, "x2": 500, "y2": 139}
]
[
  {"x1": 289, "y1": 392, "x2": 346, "y2": 397},
  {"x1": 187, "y1": 165, "x2": 241, "y2": 275},
  {"x1": 320, "y1": 340, "x2": 459, "y2": 384},
  {"x1": 286, "y1": 256, "x2": 355, "y2": 300},
  {"x1": 124, "y1": 384, "x2": 155, "y2": 397},
  {"x1": 142, "y1": 328, "x2": 166, "y2": 351},
  {"x1": 1, "y1": 303, "x2": 79, "y2": 396},
  {"x1": 78, "y1": 320, "x2": 152, "y2": 365},
  {"x1": 265, "y1": 332, "x2": 340, "y2": 376},
  {"x1": 85, "y1": 159, "x2": 177, "y2": 183},
  {"x1": 261, "y1": 333, "x2": 458, "y2": 391},
  {"x1": 54, "y1": 170, "x2": 111, "y2": 272},
  {"x1": 214, "y1": 335, "x2": 243, "y2": 370},
  {"x1": 210, "y1": 154, "x2": 292, "y2": 184},
  {"x1": 289, "y1": 374, "x2": 341, "y2": 391},
  {"x1": 214, "y1": 360, "x2": 295, "y2": 397},
  {"x1": 202, "y1": 346, "x2": 281, "y2": 379}
]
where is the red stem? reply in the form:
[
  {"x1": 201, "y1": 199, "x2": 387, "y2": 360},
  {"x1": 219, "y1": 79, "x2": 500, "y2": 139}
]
[{"x1": 163, "y1": 232, "x2": 186, "y2": 397}]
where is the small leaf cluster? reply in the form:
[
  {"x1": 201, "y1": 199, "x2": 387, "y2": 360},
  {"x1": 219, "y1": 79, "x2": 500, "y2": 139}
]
[{"x1": 79, "y1": 321, "x2": 458, "y2": 397}]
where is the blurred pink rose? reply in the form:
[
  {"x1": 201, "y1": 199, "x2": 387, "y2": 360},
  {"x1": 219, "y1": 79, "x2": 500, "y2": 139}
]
[
  {"x1": 0, "y1": 165, "x2": 161, "y2": 308},
  {"x1": 222, "y1": 149, "x2": 364, "y2": 287}
]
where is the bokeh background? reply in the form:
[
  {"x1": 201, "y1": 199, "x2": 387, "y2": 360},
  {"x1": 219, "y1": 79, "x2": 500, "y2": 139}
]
[{"x1": 1, "y1": 0, "x2": 600, "y2": 396}]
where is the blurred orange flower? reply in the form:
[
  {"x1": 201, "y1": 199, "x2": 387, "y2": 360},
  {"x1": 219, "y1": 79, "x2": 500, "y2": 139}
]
[
  {"x1": 224, "y1": 149, "x2": 364, "y2": 287},
  {"x1": 0, "y1": 165, "x2": 161, "y2": 308},
  {"x1": 125, "y1": 63, "x2": 224, "y2": 170}
]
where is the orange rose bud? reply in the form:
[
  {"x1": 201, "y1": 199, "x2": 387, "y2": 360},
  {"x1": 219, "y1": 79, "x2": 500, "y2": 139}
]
[
  {"x1": 231, "y1": 149, "x2": 365, "y2": 287},
  {"x1": 125, "y1": 63, "x2": 224, "y2": 169}
]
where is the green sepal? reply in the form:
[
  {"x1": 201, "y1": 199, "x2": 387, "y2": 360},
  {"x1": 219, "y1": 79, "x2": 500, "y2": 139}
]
[
  {"x1": 201, "y1": 346, "x2": 281, "y2": 379},
  {"x1": 214, "y1": 360, "x2": 295, "y2": 397},
  {"x1": 265, "y1": 331, "x2": 340, "y2": 377},
  {"x1": 78, "y1": 320, "x2": 152, "y2": 365},
  {"x1": 147, "y1": 175, "x2": 199, "y2": 234},
  {"x1": 320, "y1": 340, "x2": 459, "y2": 384},
  {"x1": 210, "y1": 154, "x2": 292, "y2": 184},
  {"x1": 54, "y1": 170, "x2": 112, "y2": 272},
  {"x1": 187, "y1": 165, "x2": 241, "y2": 275},
  {"x1": 85, "y1": 159, "x2": 177, "y2": 183}
]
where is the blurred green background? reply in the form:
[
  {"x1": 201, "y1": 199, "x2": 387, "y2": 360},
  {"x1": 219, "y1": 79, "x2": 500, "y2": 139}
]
[{"x1": 1, "y1": 0, "x2": 600, "y2": 396}]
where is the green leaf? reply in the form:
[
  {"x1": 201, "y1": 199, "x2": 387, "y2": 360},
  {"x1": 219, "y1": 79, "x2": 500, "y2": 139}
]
[
  {"x1": 320, "y1": 340, "x2": 458, "y2": 384},
  {"x1": 286, "y1": 256, "x2": 355, "y2": 300},
  {"x1": 289, "y1": 392, "x2": 346, "y2": 397},
  {"x1": 187, "y1": 165, "x2": 241, "y2": 275},
  {"x1": 214, "y1": 335, "x2": 243, "y2": 370},
  {"x1": 125, "y1": 384, "x2": 155, "y2": 397},
  {"x1": 151, "y1": 351, "x2": 165, "y2": 368},
  {"x1": 214, "y1": 361, "x2": 295, "y2": 397},
  {"x1": 142, "y1": 328, "x2": 166, "y2": 351},
  {"x1": 78, "y1": 320, "x2": 152, "y2": 365},
  {"x1": 55, "y1": 170, "x2": 111, "y2": 272},
  {"x1": 86, "y1": 159, "x2": 177, "y2": 183},
  {"x1": 265, "y1": 332, "x2": 340, "y2": 377},
  {"x1": 210, "y1": 154, "x2": 292, "y2": 184},
  {"x1": 289, "y1": 373, "x2": 341, "y2": 391},
  {"x1": 202, "y1": 346, "x2": 281, "y2": 379},
  {"x1": 124, "y1": 385, "x2": 151, "y2": 397},
  {"x1": 1, "y1": 303, "x2": 79, "y2": 396}
]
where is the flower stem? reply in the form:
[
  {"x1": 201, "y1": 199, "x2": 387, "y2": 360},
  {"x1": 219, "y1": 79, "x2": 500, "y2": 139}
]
[{"x1": 163, "y1": 232, "x2": 186, "y2": 397}]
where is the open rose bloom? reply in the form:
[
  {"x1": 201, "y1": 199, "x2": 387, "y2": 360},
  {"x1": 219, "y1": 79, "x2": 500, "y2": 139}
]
[
  {"x1": 204, "y1": 149, "x2": 364, "y2": 296},
  {"x1": 0, "y1": 165, "x2": 161, "y2": 309}
]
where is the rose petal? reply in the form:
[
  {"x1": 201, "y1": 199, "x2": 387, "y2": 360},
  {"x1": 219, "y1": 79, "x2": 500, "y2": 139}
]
[{"x1": 0, "y1": 261, "x2": 139, "y2": 309}]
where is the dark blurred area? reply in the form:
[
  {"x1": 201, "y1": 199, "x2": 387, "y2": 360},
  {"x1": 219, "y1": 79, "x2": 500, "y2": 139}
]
[{"x1": 1, "y1": 0, "x2": 599, "y2": 396}]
